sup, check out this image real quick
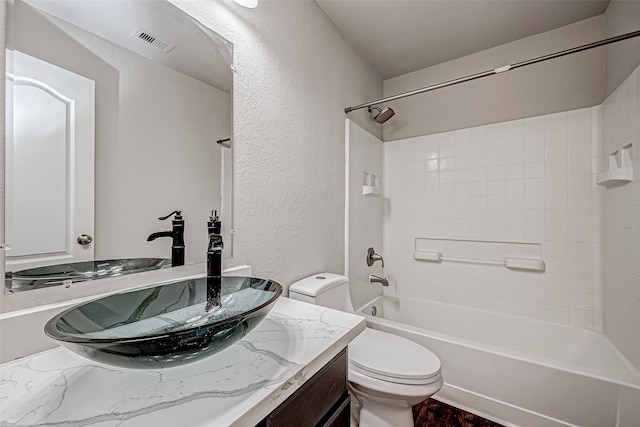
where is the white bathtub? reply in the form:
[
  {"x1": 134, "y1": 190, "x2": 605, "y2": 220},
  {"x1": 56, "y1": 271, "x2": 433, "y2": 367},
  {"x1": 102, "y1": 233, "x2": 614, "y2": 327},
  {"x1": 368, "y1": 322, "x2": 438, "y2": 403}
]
[{"x1": 357, "y1": 295, "x2": 640, "y2": 427}]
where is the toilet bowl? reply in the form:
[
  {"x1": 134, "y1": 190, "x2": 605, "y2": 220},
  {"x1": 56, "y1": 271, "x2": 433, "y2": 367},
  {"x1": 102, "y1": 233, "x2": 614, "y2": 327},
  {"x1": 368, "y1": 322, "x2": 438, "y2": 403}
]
[
  {"x1": 348, "y1": 328, "x2": 443, "y2": 426},
  {"x1": 289, "y1": 273, "x2": 443, "y2": 427}
]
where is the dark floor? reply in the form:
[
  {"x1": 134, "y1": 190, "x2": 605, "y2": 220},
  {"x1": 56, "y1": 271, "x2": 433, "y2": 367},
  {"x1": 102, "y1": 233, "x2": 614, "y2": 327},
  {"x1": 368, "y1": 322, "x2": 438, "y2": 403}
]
[{"x1": 413, "y1": 398, "x2": 505, "y2": 427}]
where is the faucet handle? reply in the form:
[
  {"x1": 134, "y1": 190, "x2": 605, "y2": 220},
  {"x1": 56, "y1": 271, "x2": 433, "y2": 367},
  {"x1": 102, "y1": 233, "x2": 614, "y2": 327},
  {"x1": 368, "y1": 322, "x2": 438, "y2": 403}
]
[
  {"x1": 159, "y1": 210, "x2": 182, "y2": 221},
  {"x1": 366, "y1": 247, "x2": 384, "y2": 267}
]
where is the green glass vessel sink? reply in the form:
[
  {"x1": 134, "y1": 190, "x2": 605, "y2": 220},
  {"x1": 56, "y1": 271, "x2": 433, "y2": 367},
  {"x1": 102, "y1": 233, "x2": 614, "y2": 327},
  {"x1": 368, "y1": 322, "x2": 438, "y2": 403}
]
[
  {"x1": 5, "y1": 258, "x2": 171, "y2": 293},
  {"x1": 44, "y1": 276, "x2": 283, "y2": 369}
]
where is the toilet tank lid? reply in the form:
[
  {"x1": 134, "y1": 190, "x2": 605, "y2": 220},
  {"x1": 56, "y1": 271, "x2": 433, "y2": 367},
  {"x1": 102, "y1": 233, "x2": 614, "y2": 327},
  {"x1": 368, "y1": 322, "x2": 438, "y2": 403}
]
[{"x1": 289, "y1": 273, "x2": 349, "y2": 297}]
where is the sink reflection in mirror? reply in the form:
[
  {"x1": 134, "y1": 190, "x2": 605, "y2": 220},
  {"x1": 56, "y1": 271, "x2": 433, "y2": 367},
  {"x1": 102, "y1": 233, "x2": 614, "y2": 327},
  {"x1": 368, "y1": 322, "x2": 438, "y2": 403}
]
[
  {"x1": 44, "y1": 277, "x2": 283, "y2": 369},
  {"x1": 5, "y1": 258, "x2": 172, "y2": 293},
  {"x1": 4, "y1": 0, "x2": 233, "y2": 296}
]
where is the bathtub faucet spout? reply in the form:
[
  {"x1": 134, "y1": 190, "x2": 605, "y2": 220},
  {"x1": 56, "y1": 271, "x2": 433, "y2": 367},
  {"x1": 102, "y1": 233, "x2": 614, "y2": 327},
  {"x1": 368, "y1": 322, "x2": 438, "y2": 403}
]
[{"x1": 369, "y1": 274, "x2": 389, "y2": 287}]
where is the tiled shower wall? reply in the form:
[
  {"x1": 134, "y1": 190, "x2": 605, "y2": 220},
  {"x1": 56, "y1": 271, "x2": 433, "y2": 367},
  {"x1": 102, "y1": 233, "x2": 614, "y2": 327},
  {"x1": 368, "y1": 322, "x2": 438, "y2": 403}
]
[
  {"x1": 601, "y1": 65, "x2": 640, "y2": 370},
  {"x1": 383, "y1": 107, "x2": 603, "y2": 330}
]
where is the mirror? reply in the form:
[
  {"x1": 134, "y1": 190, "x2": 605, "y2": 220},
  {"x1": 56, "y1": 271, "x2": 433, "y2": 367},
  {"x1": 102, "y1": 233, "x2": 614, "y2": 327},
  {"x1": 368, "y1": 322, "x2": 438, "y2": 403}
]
[{"x1": 4, "y1": 0, "x2": 233, "y2": 292}]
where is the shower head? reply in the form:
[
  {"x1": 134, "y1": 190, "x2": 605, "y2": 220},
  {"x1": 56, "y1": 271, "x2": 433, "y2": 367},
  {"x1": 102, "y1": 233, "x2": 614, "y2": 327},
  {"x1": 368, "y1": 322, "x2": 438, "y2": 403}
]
[{"x1": 368, "y1": 106, "x2": 395, "y2": 124}]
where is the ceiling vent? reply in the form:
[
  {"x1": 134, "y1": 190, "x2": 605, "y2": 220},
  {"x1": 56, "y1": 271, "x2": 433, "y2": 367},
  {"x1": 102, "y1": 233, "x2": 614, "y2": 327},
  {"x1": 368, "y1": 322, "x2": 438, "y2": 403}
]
[{"x1": 132, "y1": 28, "x2": 175, "y2": 54}]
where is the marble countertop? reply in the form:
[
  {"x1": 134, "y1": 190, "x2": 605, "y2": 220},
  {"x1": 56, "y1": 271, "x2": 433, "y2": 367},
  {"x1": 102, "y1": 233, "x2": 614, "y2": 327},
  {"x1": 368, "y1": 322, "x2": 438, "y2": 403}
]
[{"x1": 0, "y1": 297, "x2": 365, "y2": 427}]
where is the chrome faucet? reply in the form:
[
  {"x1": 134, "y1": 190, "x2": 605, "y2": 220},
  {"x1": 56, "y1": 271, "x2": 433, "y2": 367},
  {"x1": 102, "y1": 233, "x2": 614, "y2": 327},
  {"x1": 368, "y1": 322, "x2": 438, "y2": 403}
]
[
  {"x1": 206, "y1": 210, "x2": 223, "y2": 311},
  {"x1": 366, "y1": 247, "x2": 384, "y2": 267},
  {"x1": 147, "y1": 210, "x2": 185, "y2": 267},
  {"x1": 369, "y1": 274, "x2": 389, "y2": 287}
]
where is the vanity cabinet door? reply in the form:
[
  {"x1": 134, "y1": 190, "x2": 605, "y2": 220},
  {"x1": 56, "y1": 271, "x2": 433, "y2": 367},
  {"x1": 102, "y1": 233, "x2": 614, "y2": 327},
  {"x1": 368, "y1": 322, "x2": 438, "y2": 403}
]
[
  {"x1": 320, "y1": 394, "x2": 350, "y2": 427},
  {"x1": 258, "y1": 348, "x2": 348, "y2": 427}
]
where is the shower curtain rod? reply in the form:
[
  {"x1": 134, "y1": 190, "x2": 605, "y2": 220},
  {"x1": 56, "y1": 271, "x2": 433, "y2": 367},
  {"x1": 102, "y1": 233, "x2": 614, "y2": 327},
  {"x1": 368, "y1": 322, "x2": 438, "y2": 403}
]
[{"x1": 344, "y1": 29, "x2": 640, "y2": 114}]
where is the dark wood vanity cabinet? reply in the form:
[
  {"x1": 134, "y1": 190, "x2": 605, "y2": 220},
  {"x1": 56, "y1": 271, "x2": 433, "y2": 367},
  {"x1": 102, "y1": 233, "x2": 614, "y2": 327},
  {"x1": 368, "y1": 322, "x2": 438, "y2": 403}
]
[{"x1": 257, "y1": 348, "x2": 350, "y2": 427}]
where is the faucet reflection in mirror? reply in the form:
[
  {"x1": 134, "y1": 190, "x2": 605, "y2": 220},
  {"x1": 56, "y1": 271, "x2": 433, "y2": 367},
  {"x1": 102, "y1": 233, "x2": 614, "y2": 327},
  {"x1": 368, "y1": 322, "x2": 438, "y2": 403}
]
[
  {"x1": 147, "y1": 211, "x2": 185, "y2": 267},
  {"x1": 4, "y1": 0, "x2": 233, "y2": 298}
]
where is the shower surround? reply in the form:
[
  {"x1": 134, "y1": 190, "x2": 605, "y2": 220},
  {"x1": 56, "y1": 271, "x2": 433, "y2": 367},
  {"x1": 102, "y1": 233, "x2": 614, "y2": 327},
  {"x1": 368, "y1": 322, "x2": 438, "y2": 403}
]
[
  {"x1": 344, "y1": 63, "x2": 640, "y2": 427},
  {"x1": 384, "y1": 106, "x2": 603, "y2": 330},
  {"x1": 380, "y1": 63, "x2": 640, "y2": 372}
]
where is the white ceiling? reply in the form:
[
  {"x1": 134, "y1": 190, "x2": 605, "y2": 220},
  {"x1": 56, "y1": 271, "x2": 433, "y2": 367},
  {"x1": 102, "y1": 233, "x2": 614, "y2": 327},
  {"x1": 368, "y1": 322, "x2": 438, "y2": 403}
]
[
  {"x1": 316, "y1": 0, "x2": 610, "y2": 80},
  {"x1": 22, "y1": 0, "x2": 233, "y2": 92}
]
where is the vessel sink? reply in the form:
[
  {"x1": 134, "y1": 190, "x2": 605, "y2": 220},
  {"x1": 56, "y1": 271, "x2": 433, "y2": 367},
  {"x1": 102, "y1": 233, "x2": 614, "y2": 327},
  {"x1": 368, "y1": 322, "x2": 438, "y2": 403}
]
[
  {"x1": 44, "y1": 276, "x2": 283, "y2": 369},
  {"x1": 5, "y1": 258, "x2": 171, "y2": 292}
]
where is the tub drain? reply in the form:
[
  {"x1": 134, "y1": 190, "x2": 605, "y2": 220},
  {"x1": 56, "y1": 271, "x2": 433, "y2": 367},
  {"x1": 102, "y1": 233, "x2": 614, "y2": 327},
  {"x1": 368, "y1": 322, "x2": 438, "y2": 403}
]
[{"x1": 371, "y1": 306, "x2": 377, "y2": 316}]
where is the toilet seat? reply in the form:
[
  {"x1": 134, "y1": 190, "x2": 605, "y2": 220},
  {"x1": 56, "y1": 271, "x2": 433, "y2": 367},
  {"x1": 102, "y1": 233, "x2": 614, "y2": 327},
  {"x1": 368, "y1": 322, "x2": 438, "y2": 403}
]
[
  {"x1": 348, "y1": 329, "x2": 441, "y2": 385},
  {"x1": 349, "y1": 368, "x2": 443, "y2": 404}
]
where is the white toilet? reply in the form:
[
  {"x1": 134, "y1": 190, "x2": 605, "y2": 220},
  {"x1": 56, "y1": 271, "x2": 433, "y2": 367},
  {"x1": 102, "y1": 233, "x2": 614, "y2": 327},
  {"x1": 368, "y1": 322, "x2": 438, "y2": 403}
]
[{"x1": 289, "y1": 273, "x2": 443, "y2": 427}]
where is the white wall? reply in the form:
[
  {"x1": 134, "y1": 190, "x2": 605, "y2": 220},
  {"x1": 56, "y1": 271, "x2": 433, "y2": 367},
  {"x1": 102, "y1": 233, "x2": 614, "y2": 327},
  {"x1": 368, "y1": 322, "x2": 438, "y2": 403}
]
[
  {"x1": 346, "y1": 120, "x2": 384, "y2": 309},
  {"x1": 170, "y1": 0, "x2": 383, "y2": 291},
  {"x1": 382, "y1": 16, "x2": 604, "y2": 141},
  {"x1": 383, "y1": 107, "x2": 603, "y2": 330},
  {"x1": 601, "y1": 64, "x2": 640, "y2": 370}
]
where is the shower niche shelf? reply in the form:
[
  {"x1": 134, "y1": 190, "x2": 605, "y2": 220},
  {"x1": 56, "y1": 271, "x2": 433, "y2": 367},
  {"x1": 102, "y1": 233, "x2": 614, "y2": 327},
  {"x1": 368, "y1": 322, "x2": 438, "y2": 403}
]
[
  {"x1": 362, "y1": 172, "x2": 382, "y2": 197},
  {"x1": 596, "y1": 168, "x2": 633, "y2": 187},
  {"x1": 597, "y1": 144, "x2": 633, "y2": 188},
  {"x1": 362, "y1": 185, "x2": 382, "y2": 196}
]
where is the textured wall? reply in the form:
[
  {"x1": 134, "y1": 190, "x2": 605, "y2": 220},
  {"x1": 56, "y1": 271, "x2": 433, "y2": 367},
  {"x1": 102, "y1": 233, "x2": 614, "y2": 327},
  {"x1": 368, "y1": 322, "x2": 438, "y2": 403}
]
[
  {"x1": 382, "y1": 16, "x2": 604, "y2": 141},
  {"x1": 170, "y1": 0, "x2": 383, "y2": 290},
  {"x1": 601, "y1": 64, "x2": 640, "y2": 370}
]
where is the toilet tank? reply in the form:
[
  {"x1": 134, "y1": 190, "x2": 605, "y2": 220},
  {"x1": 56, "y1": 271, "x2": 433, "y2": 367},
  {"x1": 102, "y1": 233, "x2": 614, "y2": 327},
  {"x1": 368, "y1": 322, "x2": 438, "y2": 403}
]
[{"x1": 288, "y1": 273, "x2": 355, "y2": 313}]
